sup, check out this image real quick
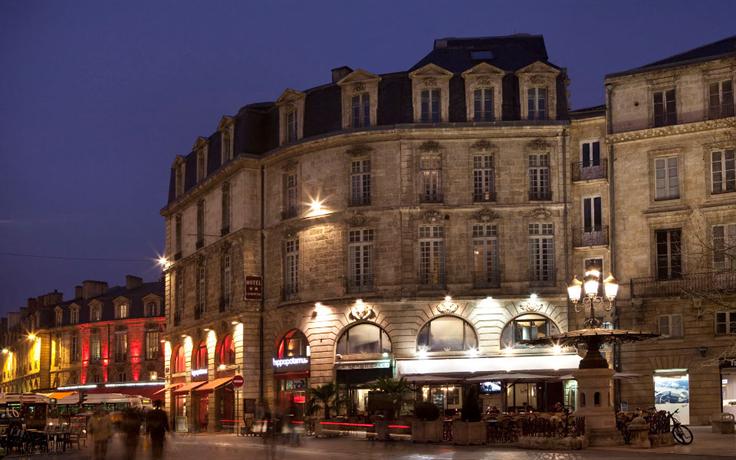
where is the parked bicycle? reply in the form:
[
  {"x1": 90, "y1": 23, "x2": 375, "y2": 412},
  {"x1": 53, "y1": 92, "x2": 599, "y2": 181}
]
[{"x1": 667, "y1": 408, "x2": 693, "y2": 445}]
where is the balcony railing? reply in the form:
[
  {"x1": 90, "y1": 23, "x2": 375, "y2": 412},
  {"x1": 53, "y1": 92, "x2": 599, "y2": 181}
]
[
  {"x1": 349, "y1": 195, "x2": 371, "y2": 207},
  {"x1": 572, "y1": 159, "x2": 608, "y2": 182},
  {"x1": 528, "y1": 190, "x2": 552, "y2": 201},
  {"x1": 473, "y1": 191, "x2": 496, "y2": 202},
  {"x1": 347, "y1": 275, "x2": 374, "y2": 293},
  {"x1": 419, "y1": 192, "x2": 444, "y2": 204},
  {"x1": 573, "y1": 226, "x2": 609, "y2": 247},
  {"x1": 418, "y1": 271, "x2": 446, "y2": 290},
  {"x1": 630, "y1": 271, "x2": 736, "y2": 298}
]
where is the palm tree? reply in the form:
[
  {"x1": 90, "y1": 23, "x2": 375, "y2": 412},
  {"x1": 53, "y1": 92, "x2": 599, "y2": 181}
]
[
  {"x1": 307, "y1": 382, "x2": 337, "y2": 419},
  {"x1": 371, "y1": 377, "x2": 412, "y2": 419}
]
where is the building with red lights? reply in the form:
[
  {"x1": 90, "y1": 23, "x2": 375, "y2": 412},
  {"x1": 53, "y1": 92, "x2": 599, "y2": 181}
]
[{"x1": 0, "y1": 276, "x2": 165, "y2": 399}]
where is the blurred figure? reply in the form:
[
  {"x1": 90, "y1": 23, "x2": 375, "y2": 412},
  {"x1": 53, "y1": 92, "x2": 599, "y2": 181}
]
[
  {"x1": 88, "y1": 408, "x2": 113, "y2": 460},
  {"x1": 146, "y1": 400, "x2": 170, "y2": 460},
  {"x1": 121, "y1": 408, "x2": 142, "y2": 460}
]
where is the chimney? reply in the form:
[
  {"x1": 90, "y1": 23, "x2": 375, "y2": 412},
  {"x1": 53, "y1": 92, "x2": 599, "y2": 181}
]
[
  {"x1": 27, "y1": 298, "x2": 38, "y2": 309},
  {"x1": 42, "y1": 290, "x2": 63, "y2": 306},
  {"x1": 125, "y1": 275, "x2": 143, "y2": 290},
  {"x1": 331, "y1": 66, "x2": 353, "y2": 83},
  {"x1": 82, "y1": 280, "x2": 108, "y2": 299},
  {"x1": 75, "y1": 285, "x2": 83, "y2": 299}
]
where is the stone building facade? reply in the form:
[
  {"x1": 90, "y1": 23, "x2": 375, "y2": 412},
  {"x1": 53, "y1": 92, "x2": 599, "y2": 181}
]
[
  {"x1": 0, "y1": 277, "x2": 165, "y2": 398},
  {"x1": 161, "y1": 34, "x2": 736, "y2": 429}
]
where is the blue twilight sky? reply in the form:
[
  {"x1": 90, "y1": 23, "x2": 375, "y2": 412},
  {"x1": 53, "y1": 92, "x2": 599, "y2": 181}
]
[{"x1": 0, "y1": 0, "x2": 735, "y2": 312}]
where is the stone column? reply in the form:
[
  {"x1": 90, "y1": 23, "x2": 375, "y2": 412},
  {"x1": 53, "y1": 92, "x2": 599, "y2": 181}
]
[{"x1": 573, "y1": 367, "x2": 622, "y2": 446}]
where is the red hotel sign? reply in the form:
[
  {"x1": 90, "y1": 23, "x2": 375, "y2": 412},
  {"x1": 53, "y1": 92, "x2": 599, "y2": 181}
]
[{"x1": 245, "y1": 275, "x2": 262, "y2": 300}]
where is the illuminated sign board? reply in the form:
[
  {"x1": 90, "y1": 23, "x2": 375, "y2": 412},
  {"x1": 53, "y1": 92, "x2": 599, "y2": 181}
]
[
  {"x1": 272, "y1": 357, "x2": 310, "y2": 373},
  {"x1": 191, "y1": 368, "x2": 208, "y2": 378},
  {"x1": 335, "y1": 360, "x2": 391, "y2": 370}
]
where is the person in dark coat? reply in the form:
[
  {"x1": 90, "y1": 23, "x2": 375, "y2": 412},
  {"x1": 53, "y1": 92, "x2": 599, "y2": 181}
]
[
  {"x1": 146, "y1": 400, "x2": 170, "y2": 460},
  {"x1": 121, "y1": 408, "x2": 142, "y2": 460}
]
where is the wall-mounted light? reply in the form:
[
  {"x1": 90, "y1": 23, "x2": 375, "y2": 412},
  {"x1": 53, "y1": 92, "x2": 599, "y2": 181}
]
[
  {"x1": 306, "y1": 197, "x2": 329, "y2": 217},
  {"x1": 529, "y1": 293, "x2": 538, "y2": 302},
  {"x1": 231, "y1": 320, "x2": 241, "y2": 326},
  {"x1": 157, "y1": 256, "x2": 171, "y2": 270},
  {"x1": 1, "y1": 348, "x2": 8, "y2": 355}
]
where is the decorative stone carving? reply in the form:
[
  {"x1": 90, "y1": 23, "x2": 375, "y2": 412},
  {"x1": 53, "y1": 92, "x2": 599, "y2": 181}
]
[
  {"x1": 281, "y1": 159, "x2": 298, "y2": 171},
  {"x1": 527, "y1": 138, "x2": 551, "y2": 150},
  {"x1": 350, "y1": 299, "x2": 374, "y2": 321},
  {"x1": 419, "y1": 140, "x2": 441, "y2": 152},
  {"x1": 353, "y1": 82, "x2": 366, "y2": 93},
  {"x1": 472, "y1": 208, "x2": 499, "y2": 222},
  {"x1": 530, "y1": 75, "x2": 547, "y2": 84},
  {"x1": 346, "y1": 212, "x2": 368, "y2": 227},
  {"x1": 476, "y1": 77, "x2": 491, "y2": 86},
  {"x1": 527, "y1": 207, "x2": 552, "y2": 219},
  {"x1": 423, "y1": 210, "x2": 444, "y2": 223},
  {"x1": 470, "y1": 140, "x2": 495, "y2": 151},
  {"x1": 346, "y1": 144, "x2": 373, "y2": 156},
  {"x1": 423, "y1": 78, "x2": 438, "y2": 87},
  {"x1": 436, "y1": 297, "x2": 459, "y2": 314}
]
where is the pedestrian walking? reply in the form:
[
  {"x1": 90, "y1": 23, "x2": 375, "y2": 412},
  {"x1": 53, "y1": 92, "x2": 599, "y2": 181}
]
[
  {"x1": 121, "y1": 407, "x2": 142, "y2": 460},
  {"x1": 146, "y1": 400, "x2": 170, "y2": 460},
  {"x1": 88, "y1": 408, "x2": 113, "y2": 460}
]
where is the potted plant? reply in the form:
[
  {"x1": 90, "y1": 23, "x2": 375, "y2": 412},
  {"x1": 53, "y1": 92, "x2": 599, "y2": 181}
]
[
  {"x1": 412, "y1": 401, "x2": 443, "y2": 443},
  {"x1": 370, "y1": 377, "x2": 412, "y2": 440},
  {"x1": 307, "y1": 382, "x2": 337, "y2": 437},
  {"x1": 453, "y1": 385, "x2": 486, "y2": 445}
]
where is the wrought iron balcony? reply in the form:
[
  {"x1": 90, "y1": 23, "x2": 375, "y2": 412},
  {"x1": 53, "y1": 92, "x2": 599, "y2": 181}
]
[
  {"x1": 418, "y1": 271, "x2": 446, "y2": 290},
  {"x1": 572, "y1": 159, "x2": 608, "y2": 182},
  {"x1": 473, "y1": 191, "x2": 496, "y2": 202},
  {"x1": 630, "y1": 271, "x2": 736, "y2": 298},
  {"x1": 346, "y1": 275, "x2": 374, "y2": 293},
  {"x1": 573, "y1": 226, "x2": 609, "y2": 247}
]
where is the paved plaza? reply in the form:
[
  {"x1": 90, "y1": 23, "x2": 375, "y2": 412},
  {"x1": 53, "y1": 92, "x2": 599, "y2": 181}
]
[{"x1": 13, "y1": 426, "x2": 736, "y2": 460}]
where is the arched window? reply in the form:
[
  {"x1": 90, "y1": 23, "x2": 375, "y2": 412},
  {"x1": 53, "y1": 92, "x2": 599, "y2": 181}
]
[
  {"x1": 277, "y1": 329, "x2": 308, "y2": 359},
  {"x1": 193, "y1": 341, "x2": 208, "y2": 370},
  {"x1": 172, "y1": 346, "x2": 186, "y2": 373},
  {"x1": 218, "y1": 335, "x2": 236, "y2": 365},
  {"x1": 500, "y1": 313, "x2": 560, "y2": 348},
  {"x1": 417, "y1": 316, "x2": 478, "y2": 352},
  {"x1": 336, "y1": 323, "x2": 391, "y2": 355}
]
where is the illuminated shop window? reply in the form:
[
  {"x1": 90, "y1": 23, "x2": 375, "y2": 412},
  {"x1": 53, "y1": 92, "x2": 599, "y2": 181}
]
[
  {"x1": 417, "y1": 316, "x2": 477, "y2": 352},
  {"x1": 336, "y1": 323, "x2": 391, "y2": 355}
]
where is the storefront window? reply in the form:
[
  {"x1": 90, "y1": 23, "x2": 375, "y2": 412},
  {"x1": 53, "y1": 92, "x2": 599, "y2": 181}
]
[
  {"x1": 417, "y1": 316, "x2": 478, "y2": 352},
  {"x1": 500, "y1": 314, "x2": 560, "y2": 348},
  {"x1": 277, "y1": 329, "x2": 308, "y2": 358},
  {"x1": 193, "y1": 342, "x2": 208, "y2": 371},
  {"x1": 172, "y1": 346, "x2": 186, "y2": 373},
  {"x1": 218, "y1": 335, "x2": 236, "y2": 365},
  {"x1": 336, "y1": 323, "x2": 391, "y2": 355}
]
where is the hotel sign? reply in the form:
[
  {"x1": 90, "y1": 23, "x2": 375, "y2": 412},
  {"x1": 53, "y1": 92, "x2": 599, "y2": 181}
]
[
  {"x1": 245, "y1": 276, "x2": 263, "y2": 300},
  {"x1": 272, "y1": 357, "x2": 310, "y2": 373}
]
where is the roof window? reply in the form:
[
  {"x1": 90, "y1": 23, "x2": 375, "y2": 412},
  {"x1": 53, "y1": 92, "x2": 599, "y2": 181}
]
[{"x1": 471, "y1": 50, "x2": 494, "y2": 60}]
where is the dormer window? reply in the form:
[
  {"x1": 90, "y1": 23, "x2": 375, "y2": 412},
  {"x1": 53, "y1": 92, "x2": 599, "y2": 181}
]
[
  {"x1": 175, "y1": 160, "x2": 185, "y2": 197},
  {"x1": 55, "y1": 308, "x2": 63, "y2": 327},
  {"x1": 70, "y1": 306, "x2": 79, "y2": 325},
  {"x1": 144, "y1": 301, "x2": 160, "y2": 317},
  {"x1": 90, "y1": 304, "x2": 102, "y2": 322},
  {"x1": 516, "y1": 61, "x2": 560, "y2": 121},
  {"x1": 410, "y1": 64, "x2": 452, "y2": 123},
  {"x1": 474, "y1": 88, "x2": 494, "y2": 121},
  {"x1": 351, "y1": 93, "x2": 370, "y2": 128},
  {"x1": 196, "y1": 148, "x2": 206, "y2": 182},
  {"x1": 277, "y1": 89, "x2": 305, "y2": 146},
  {"x1": 220, "y1": 117, "x2": 234, "y2": 164},
  {"x1": 337, "y1": 70, "x2": 380, "y2": 129},
  {"x1": 462, "y1": 63, "x2": 504, "y2": 123},
  {"x1": 115, "y1": 302, "x2": 129, "y2": 319},
  {"x1": 527, "y1": 87, "x2": 547, "y2": 120}
]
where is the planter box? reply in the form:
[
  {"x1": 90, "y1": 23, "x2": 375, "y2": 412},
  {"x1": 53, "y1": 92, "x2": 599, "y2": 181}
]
[
  {"x1": 452, "y1": 421, "x2": 486, "y2": 445},
  {"x1": 411, "y1": 420, "x2": 443, "y2": 443}
]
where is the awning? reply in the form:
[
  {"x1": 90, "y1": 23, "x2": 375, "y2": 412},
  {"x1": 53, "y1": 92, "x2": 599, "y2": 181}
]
[
  {"x1": 404, "y1": 375, "x2": 464, "y2": 383},
  {"x1": 558, "y1": 372, "x2": 642, "y2": 381},
  {"x1": 172, "y1": 382, "x2": 205, "y2": 394},
  {"x1": 153, "y1": 383, "x2": 181, "y2": 396},
  {"x1": 195, "y1": 377, "x2": 233, "y2": 392},
  {"x1": 397, "y1": 353, "x2": 582, "y2": 377},
  {"x1": 466, "y1": 373, "x2": 552, "y2": 382}
]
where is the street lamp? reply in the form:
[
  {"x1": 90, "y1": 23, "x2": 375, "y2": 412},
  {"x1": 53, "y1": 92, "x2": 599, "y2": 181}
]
[{"x1": 567, "y1": 270, "x2": 619, "y2": 328}]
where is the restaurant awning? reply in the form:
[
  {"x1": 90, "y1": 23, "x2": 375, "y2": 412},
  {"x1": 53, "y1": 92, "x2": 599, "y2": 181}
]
[
  {"x1": 403, "y1": 375, "x2": 465, "y2": 383},
  {"x1": 195, "y1": 377, "x2": 233, "y2": 392},
  {"x1": 466, "y1": 373, "x2": 552, "y2": 382},
  {"x1": 172, "y1": 382, "x2": 205, "y2": 394},
  {"x1": 396, "y1": 353, "x2": 582, "y2": 377},
  {"x1": 152, "y1": 383, "x2": 181, "y2": 396}
]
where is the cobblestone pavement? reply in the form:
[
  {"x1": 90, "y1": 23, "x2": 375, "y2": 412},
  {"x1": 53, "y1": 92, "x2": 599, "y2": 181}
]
[{"x1": 9, "y1": 427, "x2": 736, "y2": 460}]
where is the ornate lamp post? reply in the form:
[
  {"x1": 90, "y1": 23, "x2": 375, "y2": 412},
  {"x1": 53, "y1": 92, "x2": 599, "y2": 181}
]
[{"x1": 567, "y1": 270, "x2": 619, "y2": 328}]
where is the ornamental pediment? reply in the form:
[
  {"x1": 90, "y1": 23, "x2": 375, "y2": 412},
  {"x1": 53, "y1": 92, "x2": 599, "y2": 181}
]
[
  {"x1": 192, "y1": 136, "x2": 208, "y2": 151},
  {"x1": 276, "y1": 88, "x2": 305, "y2": 105},
  {"x1": 337, "y1": 69, "x2": 381, "y2": 87},
  {"x1": 516, "y1": 60, "x2": 560, "y2": 76},
  {"x1": 409, "y1": 63, "x2": 454, "y2": 81},
  {"x1": 461, "y1": 62, "x2": 505, "y2": 79},
  {"x1": 217, "y1": 116, "x2": 233, "y2": 131}
]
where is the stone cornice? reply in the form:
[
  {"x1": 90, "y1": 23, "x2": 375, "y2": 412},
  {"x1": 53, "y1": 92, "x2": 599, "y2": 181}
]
[{"x1": 608, "y1": 117, "x2": 735, "y2": 144}]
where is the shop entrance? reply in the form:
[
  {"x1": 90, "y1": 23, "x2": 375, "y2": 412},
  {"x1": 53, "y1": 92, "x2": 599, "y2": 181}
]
[{"x1": 721, "y1": 361, "x2": 736, "y2": 418}]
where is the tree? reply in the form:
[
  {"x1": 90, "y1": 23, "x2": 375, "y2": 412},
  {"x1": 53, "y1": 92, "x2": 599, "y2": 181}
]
[
  {"x1": 370, "y1": 377, "x2": 412, "y2": 419},
  {"x1": 307, "y1": 382, "x2": 337, "y2": 419}
]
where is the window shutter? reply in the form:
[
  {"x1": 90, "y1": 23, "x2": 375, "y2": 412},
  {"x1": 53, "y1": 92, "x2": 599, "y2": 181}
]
[{"x1": 672, "y1": 315, "x2": 683, "y2": 337}]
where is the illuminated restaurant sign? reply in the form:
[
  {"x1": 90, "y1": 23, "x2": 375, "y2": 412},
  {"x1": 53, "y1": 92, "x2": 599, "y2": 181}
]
[
  {"x1": 272, "y1": 357, "x2": 310, "y2": 373},
  {"x1": 335, "y1": 360, "x2": 391, "y2": 370},
  {"x1": 191, "y1": 368, "x2": 208, "y2": 377}
]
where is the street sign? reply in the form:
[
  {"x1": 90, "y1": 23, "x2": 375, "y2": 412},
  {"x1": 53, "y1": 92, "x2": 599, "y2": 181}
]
[
  {"x1": 245, "y1": 275, "x2": 262, "y2": 300},
  {"x1": 232, "y1": 375, "x2": 244, "y2": 388}
]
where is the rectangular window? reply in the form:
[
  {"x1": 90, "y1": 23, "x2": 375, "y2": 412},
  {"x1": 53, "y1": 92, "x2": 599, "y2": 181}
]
[
  {"x1": 473, "y1": 154, "x2": 495, "y2": 202},
  {"x1": 581, "y1": 141, "x2": 601, "y2": 167},
  {"x1": 656, "y1": 229, "x2": 682, "y2": 280},
  {"x1": 420, "y1": 89, "x2": 441, "y2": 123},
  {"x1": 528, "y1": 153, "x2": 551, "y2": 200},
  {"x1": 145, "y1": 331, "x2": 160, "y2": 360},
  {"x1": 221, "y1": 182, "x2": 230, "y2": 234},
  {"x1": 419, "y1": 226, "x2": 445, "y2": 287},
  {"x1": 144, "y1": 302, "x2": 159, "y2": 317},
  {"x1": 716, "y1": 311, "x2": 736, "y2": 335},
  {"x1": 350, "y1": 158, "x2": 371, "y2": 206},
  {"x1": 197, "y1": 263, "x2": 206, "y2": 316},
  {"x1": 473, "y1": 88, "x2": 494, "y2": 121},
  {"x1": 196, "y1": 200, "x2": 205, "y2": 248},
  {"x1": 583, "y1": 196, "x2": 603, "y2": 232},
  {"x1": 175, "y1": 214, "x2": 182, "y2": 255},
  {"x1": 713, "y1": 224, "x2": 736, "y2": 271},
  {"x1": 222, "y1": 130, "x2": 232, "y2": 163},
  {"x1": 114, "y1": 332, "x2": 128, "y2": 363},
  {"x1": 115, "y1": 303, "x2": 128, "y2": 319},
  {"x1": 711, "y1": 150, "x2": 736, "y2": 194},
  {"x1": 70, "y1": 334, "x2": 80, "y2": 363},
  {"x1": 286, "y1": 110, "x2": 297, "y2": 143},
  {"x1": 91, "y1": 306, "x2": 101, "y2": 322},
  {"x1": 70, "y1": 308, "x2": 79, "y2": 325},
  {"x1": 473, "y1": 224, "x2": 499, "y2": 288},
  {"x1": 527, "y1": 87, "x2": 547, "y2": 120},
  {"x1": 653, "y1": 89, "x2": 677, "y2": 127},
  {"x1": 351, "y1": 93, "x2": 371, "y2": 128},
  {"x1": 658, "y1": 314, "x2": 683, "y2": 338},
  {"x1": 221, "y1": 252, "x2": 231, "y2": 310},
  {"x1": 419, "y1": 154, "x2": 442, "y2": 202},
  {"x1": 197, "y1": 151, "x2": 206, "y2": 182},
  {"x1": 90, "y1": 331, "x2": 101, "y2": 362},
  {"x1": 529, "y1": 223, "x2": 555, "y2": 283},
  {"x1": 284, "y1": 173, "x2": 298, "y2": 219},
  {"x1": 654, "y1": 156, "x2": 679, "y2": 200},
  {"x1": 348, "y1": 229, "x2": 374, "y2": 292},
  {"x1": 284, "y1": 238, "x2": 299, "y2": 299},
  {"x1": 55, "y1": 310, "x2": 63, "y2": 327},
  {"x1": 709, "y1": 80, "x2": 734, "y2": 119}
]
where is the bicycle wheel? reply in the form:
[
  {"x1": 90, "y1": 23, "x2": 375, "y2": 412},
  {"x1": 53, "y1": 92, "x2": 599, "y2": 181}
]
[{"x1": 672, "y1": 425, "x2": 693, "y2": 445}]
